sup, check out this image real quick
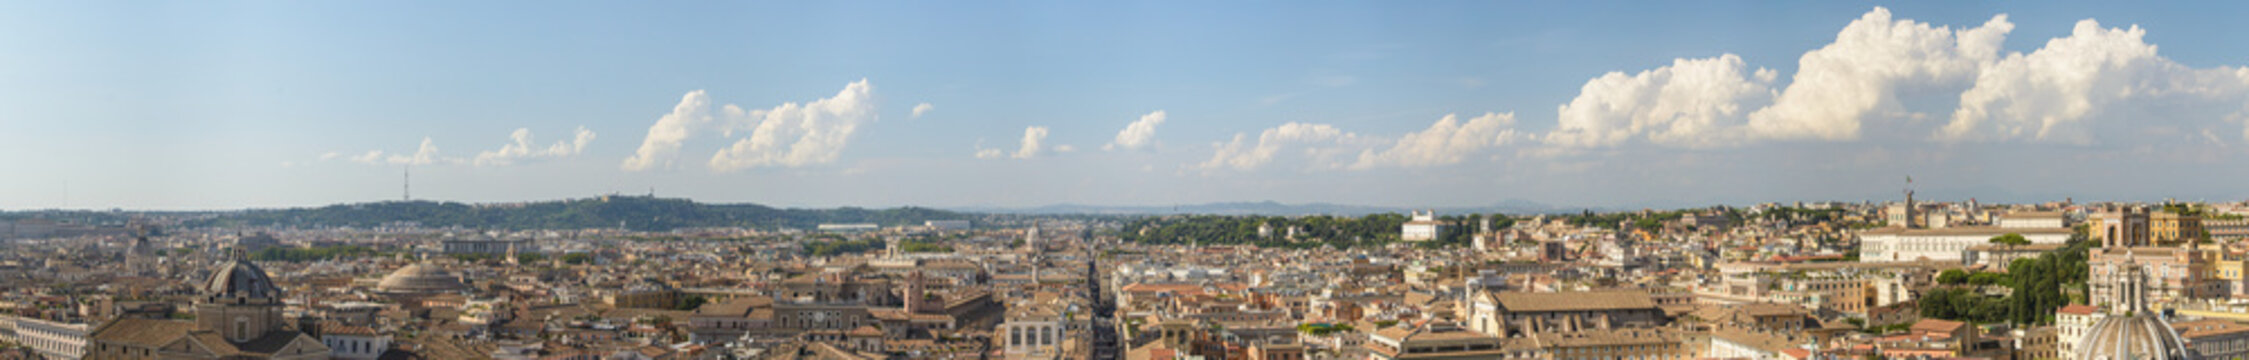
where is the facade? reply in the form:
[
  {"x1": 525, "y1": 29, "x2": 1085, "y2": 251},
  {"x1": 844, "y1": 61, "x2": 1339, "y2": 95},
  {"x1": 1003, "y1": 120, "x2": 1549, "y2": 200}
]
[
  {"x1": 1460, "y1": 290, "x2": 1666, "y2": 338},
  {"x1": 1401, "y1": 210, "x2": 1446, "y2": 242},
  {"x1": 2151, "y1": 211, "x2": 2206, "y2": 244},
  {"x1": 441, "y1": 237, "x2": 532, "y2": 255},
  {"x1": 1998, "y1": 211, "x2": 2067, "y2": 229},
  {"x1": 2056, "y1": 304, "x2": 2100, "y2": 360},
  {"x1": 1365, "y1": 322, "x2": 1543, "y2": 360},
  {"x1": 924, "y1": 220, "x2": 971, "y2": 231},
  {"x1": 1857, "y1": 226, "x2": 2071, "y2": 263},
  {"x1": 1001, "y1": 304, "x2": 1064, "y2": 359},
  {"x1": 817, "y1": 223, "x2": 880, "y2": 233},
  {"x1": 318, "y1": 325, "x2": 390, "y2": 360},
  {"x1": 0, "y1": 315, "x2": 90, "y2": 360},
  {"x1": 2175, "y1": 319, "x2": 2249, "y2": 360}
]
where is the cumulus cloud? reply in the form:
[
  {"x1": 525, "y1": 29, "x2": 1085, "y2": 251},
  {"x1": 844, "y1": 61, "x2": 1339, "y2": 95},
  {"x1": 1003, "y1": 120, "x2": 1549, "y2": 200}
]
[
  {"x1": 1013, "y1": 126, "x2": 1050, "y2": 159},
  {"x1": 708, "y1": 80, "x2": 877, "y2": 171},
  {"x1": 384, "y1": 137, "x2": 447, "y2": 165},
  {"x1": 1546, "y1": 54, "x2": 1777, "y2": 148},
  {"x1": 1196, "y1": 123, "x2": 1370, "y2": 171},
  {"x1": 1353, "y1": 113, "x2": 1529, "y2": 169},
  {"x1": 1104, "y1": 110, "x2": 1167, "y2": 151},
  {"x1": 1540, "y1": 7, "x2": 2249, "y2": 150},
  {"x1": 348, "y1": 151, "x2": 384, "y2": 164},
  {"x1": 911, "y1": 103, "x2": 934, "y2": 119},
  {"x1": 620, "y1": 91, "x2": 715, "y2": 171},
  {"x1": 318, "y1": 152, "x2": 341, "y2": 161},
  {"x1": 474, "y1": 126, "x2": 596, "y2": 167},
  {"x1": 1938, "y1": 20, "x2": 2249, "y2": 144},
  {"x1": 620, "y1": 80, "x2": 878, "y2": 172},
  {"x1": 1747, "y1": 7, "x2": 2014, "y2": 141},
  {"x1": 974, "y1": 146, "x2": 1004, "y2": 159}
]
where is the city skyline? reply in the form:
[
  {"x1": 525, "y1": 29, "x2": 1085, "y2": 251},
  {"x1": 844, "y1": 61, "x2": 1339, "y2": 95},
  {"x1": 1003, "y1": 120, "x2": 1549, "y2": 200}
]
[{"x1": 8, "y1": 2, "x2": 2249, "y2": 210}]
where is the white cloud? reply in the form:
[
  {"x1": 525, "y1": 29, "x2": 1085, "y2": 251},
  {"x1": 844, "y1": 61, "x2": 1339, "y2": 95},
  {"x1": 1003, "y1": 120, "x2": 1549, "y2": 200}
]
[
  {"x1": 1104, "y1": 110, "x2": 1168, "y2": 151},
  {"x1": 1747, "y1": 8, "x2": 2013, "y2": 142},
  {"x1": 1353, "y1": 112, "x2": 1529, "y2": 169},
  {"x1": 1012, "y1": 126, "x2": 1049, "y2": 159},
  {"x1": 1196, "y1": 122, "x2": 1369, "y2": 171},
  {"x1": 708, "y1": 80, "x2": 878, "y2": 171},
  {"x1": 971, "y1": 138, "x2": 1003, "y2": 159},
  {"x1": 1545, "y1": 54, "x2": 1778, "y2": 148},
  {"x1": 618, "y1": 80, "x2": 878, "y2": 172},
  {"x1": 473, "y1": 126, "x2": 596, "y2": 167},
  {"x1": 1054, "y1": 144, "x2": 1077, "y2": 153},
  {"x1": 1939, "y1": 20, "x2": 2249, "y2": 144},
  {"x1": 348, "y1": 150, "x2": 384, "y2": 164},
  {"x1": 621, "y1": 91, "x2": 715, "y2": 171},
  {"x1": 911, "y1": 103, "x2": 934, "y2": 119},
  {"x1": 384, "y1": 137, "x2": 447, "y2": 165},
  {"x1": 318, "y1": 152, "x2": 341, "y2": 161}
]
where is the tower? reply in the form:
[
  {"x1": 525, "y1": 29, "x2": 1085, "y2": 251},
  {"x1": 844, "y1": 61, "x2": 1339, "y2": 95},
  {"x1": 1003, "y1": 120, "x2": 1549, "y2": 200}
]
[
  {"x1": 403, "y1": 165, "x2": 412, "y2": 201},
  {"x1": 905, "y1": 271, "x2": 928, "y2": 314},
  {"x1": 1903, "y1": 176, "x2": 1917, "y2": 229}
]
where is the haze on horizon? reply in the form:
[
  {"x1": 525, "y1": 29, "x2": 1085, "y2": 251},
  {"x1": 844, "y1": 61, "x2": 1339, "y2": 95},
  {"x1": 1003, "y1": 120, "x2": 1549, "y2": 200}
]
[{"x1": 6, "y1": 1, "x2": 2249, "y2": 211}]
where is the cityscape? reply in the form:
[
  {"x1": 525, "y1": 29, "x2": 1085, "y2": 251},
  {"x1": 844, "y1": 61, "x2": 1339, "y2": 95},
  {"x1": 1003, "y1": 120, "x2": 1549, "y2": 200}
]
[{"x1": 7, "y1": 2, "x2": 2249, "y2": 360}]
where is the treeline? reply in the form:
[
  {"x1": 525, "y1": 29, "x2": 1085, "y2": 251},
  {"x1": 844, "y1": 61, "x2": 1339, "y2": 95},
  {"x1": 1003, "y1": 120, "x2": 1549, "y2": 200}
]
[
  {"x1": 1120, "y1": 213, "x2": 1517, "y2": 248},
  {"x1": 1920, "y1": 239, "x2": 2091, "y2": 325},
  {"x1": 186, "y1": 196, "x2": 970, "y2": 231},
  {"x1": 897, "y1": 239, "x2": 953, "y2": 253},
  {"x1": 803, "y1": 238, "x2": 885, "y2": 257}
]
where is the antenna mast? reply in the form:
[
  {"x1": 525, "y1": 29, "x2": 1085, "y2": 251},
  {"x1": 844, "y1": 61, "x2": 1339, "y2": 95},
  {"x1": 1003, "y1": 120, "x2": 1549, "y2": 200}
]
[{"x1": 403, "y1": 166, "x2": 412, "y2": 201}]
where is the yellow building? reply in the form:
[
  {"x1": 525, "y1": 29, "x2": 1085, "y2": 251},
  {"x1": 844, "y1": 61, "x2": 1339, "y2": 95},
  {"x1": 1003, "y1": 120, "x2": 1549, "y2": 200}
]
[{"x1": 2151, "y1": 211, "x2": 2205, "y2": 244}]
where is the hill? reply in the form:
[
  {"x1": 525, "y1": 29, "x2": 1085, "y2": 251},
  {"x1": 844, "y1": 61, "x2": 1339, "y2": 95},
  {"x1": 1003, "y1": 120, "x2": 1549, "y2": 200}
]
[{"x1": 185, "y1": 196, "x2": 970, "y2": 231}]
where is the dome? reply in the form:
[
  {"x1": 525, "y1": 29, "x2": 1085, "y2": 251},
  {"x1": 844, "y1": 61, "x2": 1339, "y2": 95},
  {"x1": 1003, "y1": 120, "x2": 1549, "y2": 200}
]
[
  {"x1": 2077, "y1": 314, "x2": 2198, "y2": 360},
  {"x1": 376, "y1": 263, "x2": 470, "y2": 294},
  {"x1": 205, "y1": 260, "x2": 282, "y2": 299}
]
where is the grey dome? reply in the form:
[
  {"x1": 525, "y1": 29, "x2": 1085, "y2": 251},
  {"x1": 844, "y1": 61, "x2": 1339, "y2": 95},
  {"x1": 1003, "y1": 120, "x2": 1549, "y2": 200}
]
[
  {"x1": 205, "y1": 260, "x2": 282, "y2": 299},
  {"x1": 2078, "y1": 314, "x2": 2198, "y2": 360},
  {"x1": 376, "y1": 263, "x2": 469, "y2": 294}
]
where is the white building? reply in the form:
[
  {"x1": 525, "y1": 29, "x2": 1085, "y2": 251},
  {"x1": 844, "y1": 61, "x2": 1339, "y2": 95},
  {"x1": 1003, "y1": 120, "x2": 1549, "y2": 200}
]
[
  {"x1": 0, "y1": 315, "x2": 89, "y2": 360},
  {"x1": 816, "y1": 223, "x2": 879, "y2": 233},
  {"x1": 2055, "y1": 304, "x2": 2100, "y2": 360},
  {"x1": 321, "y1": 324, "x2": 392, "y2": 360},
  {"x1": 1400, "y1": 210, "x2": 1445, "y2": 242},
  {"x1": 1998, "y1": 211, "x2": 2067, "y2": 229},
  {"x1": 1857, "y1": 226, "x2": 2071, "y2": 263},
  {"x1": 923, "y1": 220, "x2": 971, "y2": 231},
  {"x1": 1001, "y1": 304, "x2": 1066, "y2": 360}
]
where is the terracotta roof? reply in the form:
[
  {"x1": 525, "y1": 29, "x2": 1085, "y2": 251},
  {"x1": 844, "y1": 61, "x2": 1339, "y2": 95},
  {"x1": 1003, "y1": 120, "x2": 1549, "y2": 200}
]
[
  {"x1": 2175, "y1": 319, "x2": 2249, "y2": 339},
  {"x1": 1910, "y1": 319, "x2": 1966, "y2": 335},
  {"x1": 1491, "y1": 290, "x2": 1658, "y2": 312},
  {"x1": 88, "y1": 318, "x2": 195, "y2": 347},
  {"x1": 2056, "y1": 304, "x2": 2100, "y2": 315}
]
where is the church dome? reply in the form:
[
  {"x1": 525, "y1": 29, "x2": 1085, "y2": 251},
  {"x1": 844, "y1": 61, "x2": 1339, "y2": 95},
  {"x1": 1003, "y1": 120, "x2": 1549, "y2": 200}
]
[
  {"x1": 2077, "y1": 313, "x2": 2198, "y2": 360},
  {"x1": 376, "y1": 263, "x2": 470, "y2": 294},
  {"x1": 205, "y1": 260, "x2": 283, "y2": 299}
]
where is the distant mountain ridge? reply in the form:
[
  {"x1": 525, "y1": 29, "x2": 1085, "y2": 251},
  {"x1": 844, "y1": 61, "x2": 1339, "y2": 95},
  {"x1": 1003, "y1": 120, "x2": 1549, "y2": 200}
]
[
  {"x1": 950, "y1": 199, "x2": 1590, "y2": 216},
  {"x1": 186, "y1": 195, "x2": 972, "y2": 231}
]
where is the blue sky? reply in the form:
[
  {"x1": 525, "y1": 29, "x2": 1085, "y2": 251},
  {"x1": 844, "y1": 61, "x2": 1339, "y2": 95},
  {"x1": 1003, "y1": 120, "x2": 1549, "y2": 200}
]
[{"x1": 5, "y1": 1, "x2": 2249, "y2": 210}]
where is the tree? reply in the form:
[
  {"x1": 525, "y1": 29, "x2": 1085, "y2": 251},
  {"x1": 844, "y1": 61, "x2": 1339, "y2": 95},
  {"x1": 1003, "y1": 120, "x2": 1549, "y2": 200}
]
[
  {"x1": 1937, "y1": 269, "x2": 1970, "y2": 285},
  {"x1": 1989, "y1": 233, "x2": 2031, "y2": 247}
]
